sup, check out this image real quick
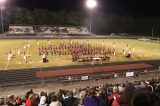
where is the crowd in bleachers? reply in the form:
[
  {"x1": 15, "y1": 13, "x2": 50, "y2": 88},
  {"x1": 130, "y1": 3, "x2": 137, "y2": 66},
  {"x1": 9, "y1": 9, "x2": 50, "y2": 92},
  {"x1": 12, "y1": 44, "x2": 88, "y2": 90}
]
[
  {"x1": 8, "y1": 26, "x2": 35, "y2": 34},
  {"x1": 8, "y1": 25, "x2": 90, "y2": 35},
  {"x1": 0, "y1": 77, "x2": 160, "y2": 106}
]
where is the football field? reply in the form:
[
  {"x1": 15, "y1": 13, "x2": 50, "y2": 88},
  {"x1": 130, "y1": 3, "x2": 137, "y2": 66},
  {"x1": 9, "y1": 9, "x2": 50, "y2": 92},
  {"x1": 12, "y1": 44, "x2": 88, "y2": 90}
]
[{"x1": 0, "y1": 38, "x2": 160, "y2": 70}]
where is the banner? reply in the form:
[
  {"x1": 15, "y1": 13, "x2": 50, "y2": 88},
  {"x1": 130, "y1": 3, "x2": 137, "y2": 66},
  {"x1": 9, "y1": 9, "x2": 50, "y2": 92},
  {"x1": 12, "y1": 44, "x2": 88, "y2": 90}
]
[
  {"x1": 81, "y1": 76, "x2": 89, "y2": 80},
  {"x1": 126, "y1": 72, "x2": 134, "y2": 77}
]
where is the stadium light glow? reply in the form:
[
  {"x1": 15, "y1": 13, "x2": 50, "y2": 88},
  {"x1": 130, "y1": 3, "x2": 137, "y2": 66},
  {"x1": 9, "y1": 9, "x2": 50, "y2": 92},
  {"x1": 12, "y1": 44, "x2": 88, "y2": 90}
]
[
  {"x1": 0, "y1": 0, "x2": 5, "y2": 35},
  {"x1": 86, "y1": 0, "x2": 97, "y2": 9},
  {"x1": 86, "y1": 0, "x2": 97, "y2": 35}
]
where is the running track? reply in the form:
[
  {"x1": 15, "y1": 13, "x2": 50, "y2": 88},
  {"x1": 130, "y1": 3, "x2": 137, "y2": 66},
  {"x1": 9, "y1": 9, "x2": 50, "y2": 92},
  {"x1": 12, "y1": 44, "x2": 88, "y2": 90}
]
[{"x1": 36, "y1": 63, "x2": 153, "y2": 78}]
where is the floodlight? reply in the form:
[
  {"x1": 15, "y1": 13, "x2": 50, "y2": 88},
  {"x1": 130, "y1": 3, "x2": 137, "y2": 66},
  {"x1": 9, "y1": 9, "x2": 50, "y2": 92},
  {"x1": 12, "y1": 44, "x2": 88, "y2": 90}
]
[
  {"x1": 86, "y1": 0, "x2": 97, "y2": 9},
  {"x1": 0, "y1": 0, "x2": 5, "y2": 35},
  {"x1": 0, "y1": 0, "x2": 6, "y2": 3}
]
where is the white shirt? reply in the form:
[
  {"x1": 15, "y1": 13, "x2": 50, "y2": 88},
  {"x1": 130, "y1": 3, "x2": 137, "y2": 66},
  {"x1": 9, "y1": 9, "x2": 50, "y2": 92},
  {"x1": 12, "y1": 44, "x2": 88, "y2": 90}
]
[{"x1": 50, "y1": 101, "x2": 62, "y2": 106}]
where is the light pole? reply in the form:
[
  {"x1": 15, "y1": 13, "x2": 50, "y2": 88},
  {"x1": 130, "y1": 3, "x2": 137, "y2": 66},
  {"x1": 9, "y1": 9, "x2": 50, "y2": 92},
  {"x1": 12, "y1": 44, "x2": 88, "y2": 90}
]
[
  {"x1": 86, "y1": 0, "x2": 97, "y2": 35},
  {"x1": 0, "y1": 0, "x2": 5, "y2": 35}
]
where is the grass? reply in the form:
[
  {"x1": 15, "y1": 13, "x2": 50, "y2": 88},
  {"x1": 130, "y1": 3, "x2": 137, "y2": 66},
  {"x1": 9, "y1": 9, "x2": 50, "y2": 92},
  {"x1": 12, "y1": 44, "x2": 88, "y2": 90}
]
[{"x1": 0, "y1": 38, "x2": 160, "y2": 70}]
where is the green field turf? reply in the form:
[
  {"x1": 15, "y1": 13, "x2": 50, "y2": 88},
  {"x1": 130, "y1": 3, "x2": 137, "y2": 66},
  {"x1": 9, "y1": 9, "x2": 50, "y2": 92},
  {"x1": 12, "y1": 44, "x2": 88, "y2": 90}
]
[{"x1": 0, "y1": 38, "x2": 160, "y2": 70}]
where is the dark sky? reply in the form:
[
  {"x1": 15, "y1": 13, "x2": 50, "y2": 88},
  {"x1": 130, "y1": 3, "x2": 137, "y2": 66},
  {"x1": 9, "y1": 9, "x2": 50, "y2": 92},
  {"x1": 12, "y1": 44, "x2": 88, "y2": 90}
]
[{"x1": 8, "y1": 0, "x2": 160, "y2": 17}]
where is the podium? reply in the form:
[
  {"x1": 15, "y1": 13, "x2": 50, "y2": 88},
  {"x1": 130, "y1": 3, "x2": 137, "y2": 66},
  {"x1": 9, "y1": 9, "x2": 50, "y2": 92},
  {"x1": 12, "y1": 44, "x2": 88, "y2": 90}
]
[
  {"x1": 43, "y1": 57, "x2": 48, "y2": 63},
  {"x1": 42, "y1": 54, "x2": 48, "y2": 63},
  {"x1": 91, "y1": 57, "x2": 102, "y2": 66}
]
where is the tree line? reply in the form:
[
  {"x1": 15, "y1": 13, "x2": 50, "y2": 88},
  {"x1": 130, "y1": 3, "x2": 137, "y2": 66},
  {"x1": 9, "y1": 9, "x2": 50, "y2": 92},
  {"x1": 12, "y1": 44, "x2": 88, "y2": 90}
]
[{"x1": 2, "y1": 7, "x2": 160, "y2": 36}]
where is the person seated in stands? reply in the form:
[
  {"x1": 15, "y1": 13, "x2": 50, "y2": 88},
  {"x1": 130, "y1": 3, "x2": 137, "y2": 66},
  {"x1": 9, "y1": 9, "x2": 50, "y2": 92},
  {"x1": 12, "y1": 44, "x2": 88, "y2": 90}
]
[
  {"x1": 26, "y1": 94, "x2": 34, "y2": 106},
  {"x1": 73, "y1": 90, "x2": 86, "y2": 106},
  {"x1": 63, "y1": 91, "x2": 76, "y2": 106},
  {"x1": 155, "y1": 84, "x2": 160, "y2": 97},
  {"x1": 24, "y1": 52, "x2": 27, "y2": 63},
  {"x1": 108, "y1": 86, "x2": 120, "y2": 105},
  {"x1": 25, "y1": 89, "x2": 34, "y2": 99},
  {"x1": 98, "y1": 89, "x2": 109, "y2": 106},
  {"x1": 139, "y1": 80, "x2": 152, "y2": 92},
  {"x1": 50, "y1": 95, "x2": 62, "y2": 106},
  {"x1": 7, "y1": 95, "x2": 16, "y2": 106},
  {"x1": 0, "y1": 97, "x2": 5, "y2": 106},
  {"x1": 39, "y1": 96, "x2": 48, "y2": 106},
  {"x1": 131, "y1": 91, "x2": 160, "y2": 106},
  {"x1": 117, "y1": 83, "x2": 135, "y2": 106},
  {"x1": 84, "y1": 88, "x2": 100, "y2": 106}
]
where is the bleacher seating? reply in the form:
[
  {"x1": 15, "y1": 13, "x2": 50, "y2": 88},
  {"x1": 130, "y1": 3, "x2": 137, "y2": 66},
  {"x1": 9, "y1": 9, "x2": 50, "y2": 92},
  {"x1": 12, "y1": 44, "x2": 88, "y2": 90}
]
[
  {"x1": 8, "y1": 26, "x2": 34, "y2": 34},
  {"x1": 7, "y1": 25, "x2": 90, "y2": 35}
]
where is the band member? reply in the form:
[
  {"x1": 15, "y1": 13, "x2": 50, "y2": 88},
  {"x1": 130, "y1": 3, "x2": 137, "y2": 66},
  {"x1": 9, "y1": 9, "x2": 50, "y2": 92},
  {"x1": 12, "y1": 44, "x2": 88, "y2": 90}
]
[
  {"x1": 132, "y1": 47, "x2": 135, "y2": 52},
  {"x1": 27, "y1": 42, "x2": 30, "y2": 48},
  {"x1": 122, "y1": 49, "x2": 126, "y2": 55},
  {"x1": 37, "y1": 40, "x2": 40, "y2": 46},
  {"x1": 127, "y1": 49, "x2": 132, "y2": 58},
  {"x1": 8, "y1": 51, "x2": 12, "y2": 61},
  {"x1": 24, "y1": 44, "x2": 27, "y2": 49},
  {"x1": 48, "y1": 40, "x2": 51, "y2": 45},
  {"x1": 17, "y1": 49, "x2": 21, "y2": 55},
  {"x1": 113, "y1": 42, "x2": 116, "y2": 49},
  {"x1": 24, "y1": 52, "x2": 27, "y2": 63}
]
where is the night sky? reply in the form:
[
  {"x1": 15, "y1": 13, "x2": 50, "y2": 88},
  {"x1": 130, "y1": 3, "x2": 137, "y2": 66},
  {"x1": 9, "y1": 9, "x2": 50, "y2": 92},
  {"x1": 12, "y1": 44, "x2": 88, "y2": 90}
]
[{"x1": 8, "y1": 0, "x2": 160, "y2": 17}]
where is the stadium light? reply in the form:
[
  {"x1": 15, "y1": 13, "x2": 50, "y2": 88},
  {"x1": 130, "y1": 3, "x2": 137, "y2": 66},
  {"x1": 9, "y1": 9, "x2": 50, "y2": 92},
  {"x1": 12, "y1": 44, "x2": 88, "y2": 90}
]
[
  {"x1": 86, "y1": 0, "x2": 97, "y2": 35},
  {"x1": 0, "y1": 0, "x2": 5, "y2": 35}
]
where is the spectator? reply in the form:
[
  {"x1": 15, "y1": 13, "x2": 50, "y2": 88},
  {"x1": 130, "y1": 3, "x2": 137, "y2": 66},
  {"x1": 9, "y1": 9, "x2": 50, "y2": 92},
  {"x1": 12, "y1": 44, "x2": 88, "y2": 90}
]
[
  {"x1": 64, "y1": 91, "x2": 76, "y2": 106},
  {"x1": 25, "y1": 89, "x2": 34, "y2": 99},
  {"x1": 73, "y1": 90, "x2": 86, "y2": 106},
  {"x1": 131, "y1": 91, "x2": 160, "y2": 106},
  {"x1": 117, "y1": 83, "x2": 135, "y2": 106},
  {"x1": 84, "y1": 88, "x2": 100, "y2": 106},
  {"x1": 32, "y1": 94, "x2": 40, "y2": 106},
  {"x1": 38, "y1": 96, "x2": 47, "y2": 106},
  {"x1": 155, "y1": 84, "x2": 160, "y2": 97},
  {"x1": 139, "y1": 80, "x2": 152, "y2": 92},
  {"x1": 98, "y1": 89, "x2": 109, "y2": 106},
  {"x1": 108, "y1": 86, "x2": 120, "y2": 105},
  {"x1": 49, "y1": 95, "x2": 62, "y2": 106},
  {"x1": 0, "y1": 97, "x2": 5, "y2": 106},
  {"x1": 26, "y1": 94, "x2": 34, "y2": 106}
]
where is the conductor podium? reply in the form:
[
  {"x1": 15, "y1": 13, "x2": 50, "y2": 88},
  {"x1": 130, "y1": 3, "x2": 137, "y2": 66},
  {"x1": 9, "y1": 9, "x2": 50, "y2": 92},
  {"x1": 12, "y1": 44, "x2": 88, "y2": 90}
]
[
  {"x1": 43, "y1": 57, "x2": 48, "y2": 63},
  {"x1": 42, "y1": 54, "x2": 48, "y2": 63},
  {"x1": 126, "y1": 53, "x2": 131, "y2": 58},
  {"x1": 91, "y1": 56, "x2": 102, "y2": 66}
]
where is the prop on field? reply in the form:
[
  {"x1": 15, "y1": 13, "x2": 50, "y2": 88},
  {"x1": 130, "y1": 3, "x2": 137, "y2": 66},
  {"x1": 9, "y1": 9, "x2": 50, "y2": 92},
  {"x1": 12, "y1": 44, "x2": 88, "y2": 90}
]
[
  {"x1": 91, "y1": 55, "x2": 103, "y2": 66},
  {"x1": 42, "y1": 54, "x2": 48, "y2": 63}
]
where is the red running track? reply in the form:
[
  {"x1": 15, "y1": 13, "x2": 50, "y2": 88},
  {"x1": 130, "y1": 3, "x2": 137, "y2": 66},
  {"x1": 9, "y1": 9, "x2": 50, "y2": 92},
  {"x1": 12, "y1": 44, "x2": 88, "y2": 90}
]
[{"x1": 36, "y1": 63, "x2": 152, "y2": 78}]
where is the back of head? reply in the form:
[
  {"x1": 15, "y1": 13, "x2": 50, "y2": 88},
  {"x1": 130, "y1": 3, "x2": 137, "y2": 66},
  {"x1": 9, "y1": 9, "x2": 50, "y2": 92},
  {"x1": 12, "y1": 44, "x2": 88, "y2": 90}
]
[
  {"x1": 131, "y1": 91, "x2": 160, "y2": 106},
  {"x1": 40, "y1": 96, "x2": 46, "y2": 105},
  {"x1": 124, "y1": 83, "x2": 135, "y2": 97},
  {"x1": 89, "y1": 88, "x2": 96, "y2": 98},
  {"x1": 67, "y1": 91, "x2": 74, "y2": 97},
  {"x1": 113, "y1": 86, "x2": 118, "y2": 93},
  {"x1": 51, "y1": 95, "x2": 57, "y2": 102}
]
